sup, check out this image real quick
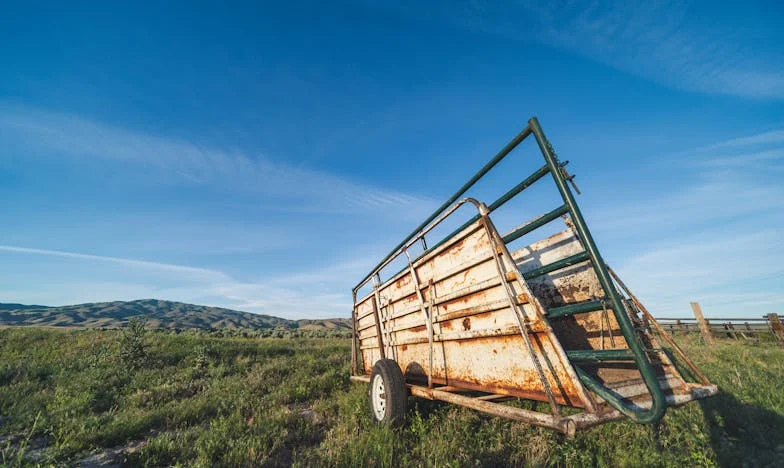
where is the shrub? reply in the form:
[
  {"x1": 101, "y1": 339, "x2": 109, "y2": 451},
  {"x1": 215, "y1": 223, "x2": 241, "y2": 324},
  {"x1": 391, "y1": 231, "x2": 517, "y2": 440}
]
[{"x1": 119, "y1": 316, "x2": 149, "y2": 369}]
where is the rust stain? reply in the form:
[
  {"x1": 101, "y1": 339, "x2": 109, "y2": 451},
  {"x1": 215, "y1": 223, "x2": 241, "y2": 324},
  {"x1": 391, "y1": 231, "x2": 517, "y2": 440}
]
[{"x1": 462, "y1": 317, "x2": 471, "y2": 331}]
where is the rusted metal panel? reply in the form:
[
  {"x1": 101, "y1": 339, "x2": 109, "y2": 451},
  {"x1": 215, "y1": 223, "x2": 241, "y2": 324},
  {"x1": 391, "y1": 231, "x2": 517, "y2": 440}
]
[
  {"x1": 354, "y1": 215, "x2": 708, "y2": 412},
  {"x1": 355, "y1": 217, "x2": 590, "y2": 408}
]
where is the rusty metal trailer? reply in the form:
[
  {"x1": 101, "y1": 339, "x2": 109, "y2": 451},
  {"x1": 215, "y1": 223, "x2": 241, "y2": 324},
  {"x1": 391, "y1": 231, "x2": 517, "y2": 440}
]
[{"x1": 349, "y1": 117, "x2": 717, "y2": 435}]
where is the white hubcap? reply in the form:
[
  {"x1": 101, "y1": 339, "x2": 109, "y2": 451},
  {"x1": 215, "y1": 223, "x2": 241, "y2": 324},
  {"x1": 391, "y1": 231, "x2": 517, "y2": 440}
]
[{"x1": 372, "y1": 374, "x2": 386, "y2": 420}]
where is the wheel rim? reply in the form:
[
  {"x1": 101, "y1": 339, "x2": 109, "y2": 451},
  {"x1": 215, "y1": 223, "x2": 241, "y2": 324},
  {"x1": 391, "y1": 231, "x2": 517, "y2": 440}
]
[{"x1": 371, "y1": 374, "x2": 386, "y2": 420}]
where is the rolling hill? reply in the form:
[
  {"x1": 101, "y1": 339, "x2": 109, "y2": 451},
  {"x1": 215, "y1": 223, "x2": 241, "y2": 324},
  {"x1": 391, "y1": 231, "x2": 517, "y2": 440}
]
[{"x1": 0, "y1": 299, "x2": 351, "y2": 331}]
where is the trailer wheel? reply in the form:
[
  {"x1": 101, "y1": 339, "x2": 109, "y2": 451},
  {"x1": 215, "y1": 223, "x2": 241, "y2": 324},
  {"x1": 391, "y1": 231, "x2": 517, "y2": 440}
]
[{"x1": 368, "y1": 359, "x2": 407, "y2": 426}]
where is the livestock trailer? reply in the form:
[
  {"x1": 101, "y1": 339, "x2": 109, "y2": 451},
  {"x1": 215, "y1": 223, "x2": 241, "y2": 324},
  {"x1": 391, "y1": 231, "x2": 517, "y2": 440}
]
[{"x1": 350, "y1": 117, "x2": 716, "y2": 435}]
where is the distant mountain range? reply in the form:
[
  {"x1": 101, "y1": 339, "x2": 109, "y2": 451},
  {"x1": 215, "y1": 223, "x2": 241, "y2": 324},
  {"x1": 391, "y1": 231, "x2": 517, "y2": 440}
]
[{"x1": 0, "y1": 299, "x2": 351, "y2": 331}]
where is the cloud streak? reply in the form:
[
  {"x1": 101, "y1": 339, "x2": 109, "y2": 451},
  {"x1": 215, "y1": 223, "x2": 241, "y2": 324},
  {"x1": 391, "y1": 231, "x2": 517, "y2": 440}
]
[
  {"x1": 524, "y1": 1, "x2": 784, "y2": 99},
  {"x1": 377, "y1": 1, "x2": 784, "y2": 99},
  {"x1": 0, "y1": 104, "x2": 432, "y2": 214},
  {"x1": 0, "y1": 244, "x2": 229, "y2": 282},
  {"x1": 603, "y1": 127, "x2": 784, "y2": 317}
]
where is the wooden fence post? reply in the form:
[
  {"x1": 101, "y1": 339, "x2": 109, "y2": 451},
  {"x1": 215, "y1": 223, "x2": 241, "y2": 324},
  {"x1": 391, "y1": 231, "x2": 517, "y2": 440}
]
[
  {"x1": 768, "y1": 313, "x2": 784, "y2": 347},
  {"x1": 691, "y1": 302, "x2": 715, "y2": 346}
]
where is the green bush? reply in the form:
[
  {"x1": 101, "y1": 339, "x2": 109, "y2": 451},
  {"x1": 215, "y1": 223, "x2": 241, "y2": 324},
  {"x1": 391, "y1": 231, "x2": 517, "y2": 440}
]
[{"x1": 119, "y1": 316, "x2": 149, "y2": 369}]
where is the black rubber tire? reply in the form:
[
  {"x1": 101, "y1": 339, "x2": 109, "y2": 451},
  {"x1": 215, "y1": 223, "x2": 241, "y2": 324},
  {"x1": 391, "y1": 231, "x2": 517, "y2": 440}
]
[{"x1": 368, "y1": 359, "x2": 408, "y2": 426}]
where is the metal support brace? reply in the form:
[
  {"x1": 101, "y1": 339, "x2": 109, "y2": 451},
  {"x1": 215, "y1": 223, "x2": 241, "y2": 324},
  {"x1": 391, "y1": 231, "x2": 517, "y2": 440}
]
[
  {"x1": 478, "y1": 204, "x2": 561, "y2": 416},
  {"x1": 404, "y1": 249, "x2": 435, "y2": 389}
]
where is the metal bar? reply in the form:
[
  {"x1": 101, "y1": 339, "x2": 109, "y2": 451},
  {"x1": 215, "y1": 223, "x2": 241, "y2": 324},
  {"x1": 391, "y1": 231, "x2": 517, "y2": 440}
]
[
  {"x1": 429, "y1": 277, "x2": 504, "y2": 307},
  {"x1": 567, "y1": 383, "x2": 719, "y2": 431},
  {"x1": 547, "y1": 300, "x2": 604, "y2": 319},
  {"x1": 566, "y1": 349, "x2": 634, "y2": 361},
  {"x1": 415, "y1": 252, "x2": 495, "y2": 292},
  {"x1": 404, "y1": 249, "x2": 434, "y2": 388},
  {"x1": 478, "y1": 207, "x2": 561, "y2": 416},
  {"x1": 390, "y1": 325, "x2": 529, "y2": 347},
  {"x1": 370, "y1": 289, "x2": 386, "y2": 360},
  {"x1": 391, "y1": 165, "x2": 552, "y2": 281},
  {"x1": 356, "y1": 320, "x2": 378, "y2": 333},
  {"x1": 408, "y1": 385, "x2": 575, "y2": 436},
  {"x1": 361, "y1": 203, "x2": 486, "y2": 298},
  {"x1": 355, "y1": 303, "x2": 376, "y2": 321},
  {"x1": 361, "y1": 248, "x2": 494, "y2": 320},
  {"x1": 434, "y1": 299, "x2": 510, "y2": 323},
  {"x1": 354, "y1": 125, "x2": 533, "y2": 292},
  {"x1": 351, "y1": 290, "x2": 358, "y2": 374},
  {"x1": 488, "y1": 165, "x2": 551, "y2": 211},
  {"x1": 475, "y1": 394, "x2": 516, "y2": 402},
  {"x1": 522, "y1": 251, "x2": 591, "y2": 280},
  {"x1": 656, "y1": 317, "x2": 769, "y2": 322},
  {"x1": 501, "y1": 205, "x2": 569, "y2": 244},
  {"x1": 483, "y1": 210, "x2": 598, "y2": 413},
  {"x1": 372, "y1": 279, "x2": 395, "y2": 360},
  {"x1": 530, "y1": 116, "x2": 666, "y2": 425},
  {"x1": 359, "y1": 339, "x2": 382, "y2": 350}
]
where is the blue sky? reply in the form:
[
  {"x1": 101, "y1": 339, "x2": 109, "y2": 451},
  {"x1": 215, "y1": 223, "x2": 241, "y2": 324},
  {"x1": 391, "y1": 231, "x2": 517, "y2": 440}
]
[{"x1": 1, "y1": 1, "x2": 782, "y2": 319}]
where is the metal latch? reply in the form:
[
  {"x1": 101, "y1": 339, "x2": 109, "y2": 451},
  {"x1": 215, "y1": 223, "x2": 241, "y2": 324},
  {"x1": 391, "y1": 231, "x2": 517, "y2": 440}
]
[{"x1": 559, "y1": 160, "x2": 581, "y2": 195}]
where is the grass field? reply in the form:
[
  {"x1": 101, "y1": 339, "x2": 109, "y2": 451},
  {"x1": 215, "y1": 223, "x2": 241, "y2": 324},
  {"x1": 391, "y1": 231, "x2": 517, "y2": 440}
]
[{"x1": 1, "y1": 327, "x2": 782, "y2": 467}]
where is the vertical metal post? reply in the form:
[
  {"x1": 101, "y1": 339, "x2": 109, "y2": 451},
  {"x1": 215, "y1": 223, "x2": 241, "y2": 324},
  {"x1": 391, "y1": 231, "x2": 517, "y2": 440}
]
[
  {"x1": 370, "y1": 292, "x2": 386, "y2": 360},
  {"x1": 404, "y1": 249, "x2": 434, "y2": 389},
  {"x1": 529, "y1": 117, "x2": 665, "y2": 424},
  {"x1": 690, "y1": 302, "x2": 715, "y2": 346},
  {"x1": 351, "y1": 291, "x2": 358, "y2": 375}
]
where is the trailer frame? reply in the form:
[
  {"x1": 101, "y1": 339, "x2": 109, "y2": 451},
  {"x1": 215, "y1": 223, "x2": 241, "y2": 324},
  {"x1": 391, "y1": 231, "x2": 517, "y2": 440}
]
[{"x1": 350, "y1": 117, "x2": 717, "y2": 434}]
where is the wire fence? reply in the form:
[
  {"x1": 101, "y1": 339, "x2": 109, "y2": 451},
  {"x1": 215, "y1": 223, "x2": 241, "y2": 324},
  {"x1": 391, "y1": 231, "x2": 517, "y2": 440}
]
[{"x1": 655, "y1": 313, "x2": 784, "y2": 345}]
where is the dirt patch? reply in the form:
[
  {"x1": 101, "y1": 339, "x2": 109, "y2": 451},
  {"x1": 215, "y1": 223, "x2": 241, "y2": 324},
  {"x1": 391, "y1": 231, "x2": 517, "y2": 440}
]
[{"x1": 76, "y1": 439, "x2": 147, "y2": 467}]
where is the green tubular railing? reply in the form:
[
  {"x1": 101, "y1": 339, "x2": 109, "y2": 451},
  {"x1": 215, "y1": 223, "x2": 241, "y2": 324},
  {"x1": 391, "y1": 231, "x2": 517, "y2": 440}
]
[
  {"x1": 373, "y1": 164, "x2": 553, "y2": 286},
  {"x1": 529, "y1": 117, "x2": 665, "y2": 424},
  {"x1": 351, "y1": 116, "x2": 666, "y2": 425},
  {"x1": 566, "y1": 349, "x2": 634, "y2": 361},
  {"x1": 501, "y1": 205, "x2": 570, "y2": 244},
  {"x1": 522, "y1": 251, "x2": 591, "y2": 280},
  {"x1": 548, "y1": 300, "x2": 605, "y2": 319}
]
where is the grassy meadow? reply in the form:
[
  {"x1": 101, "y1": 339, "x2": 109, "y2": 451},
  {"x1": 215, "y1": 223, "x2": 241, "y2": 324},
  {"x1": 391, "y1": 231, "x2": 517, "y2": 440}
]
[{"x1": 1, "y1": 326, "x2": 782, "y2": 467}]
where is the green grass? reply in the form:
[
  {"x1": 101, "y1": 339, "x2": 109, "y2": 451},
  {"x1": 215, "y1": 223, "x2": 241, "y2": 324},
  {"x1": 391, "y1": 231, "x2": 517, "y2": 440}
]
[{"x1": 0, "y1": 329, "x2": 782, "y2": 467}]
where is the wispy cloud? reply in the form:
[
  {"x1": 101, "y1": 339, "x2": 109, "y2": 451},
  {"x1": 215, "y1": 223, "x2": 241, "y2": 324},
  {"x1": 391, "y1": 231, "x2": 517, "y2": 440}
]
[
  {"x1": 0, "y1": 243, "x2": 354, "y2": 318},
  {"x1": 617, "y1": 230, "x2": 784, "y2": 310},
  {"x1": 376, "y1": 1, "x2": 784, "y2": 99},
  {"x1": 0, "y1": 245, "x2": 228, "y2": 281},
  {"x1": 0, "y1": 104, "x2": 432, "y2": 214},
  {"x1": 699, "y1": 129, "x2": 784, "y2": 150},
  {"x1": 604, "y1": 127, "x2": 784, "y2": 317},
  {"x1": 684, "y1": 127, "x2": 784, "y2": 170},
  {"x1": 524, "y1": 1, "x2": 784, "y2": 99}
]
